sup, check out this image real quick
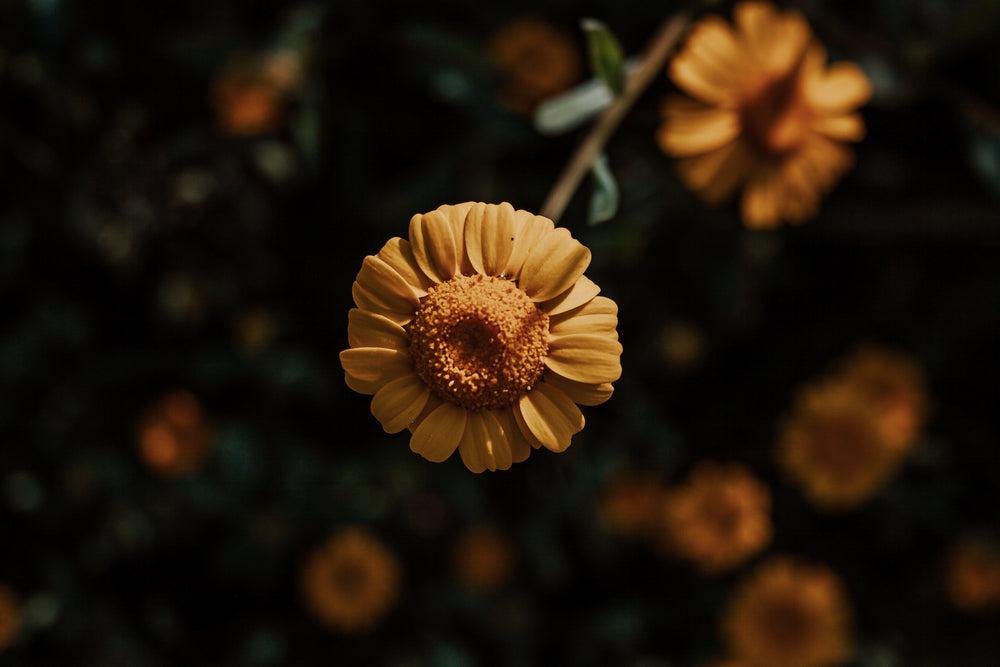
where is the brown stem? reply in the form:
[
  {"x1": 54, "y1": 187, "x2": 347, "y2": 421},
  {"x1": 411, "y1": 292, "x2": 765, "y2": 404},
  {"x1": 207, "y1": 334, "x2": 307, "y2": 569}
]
[{"x1": 540, "y1": 12, "x2": 691, "y2": 223}]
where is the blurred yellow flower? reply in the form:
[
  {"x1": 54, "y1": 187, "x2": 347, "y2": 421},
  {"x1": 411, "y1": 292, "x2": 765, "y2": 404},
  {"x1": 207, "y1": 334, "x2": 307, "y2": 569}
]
[
  {"x1": 834, "y1": 344, "x2": 929, "y2": 455},
  {"x1": 658, "y1": 1, "x2": 872, "y2": 228},
  {"x1": 137, "y1": 389, "x2": 213, "y2": 477},
  {"x1": 778, "y1": 380, "x2": 900, "y2": 511},
  {"x1": 340, "y1": 202, "x2": 622, "y2": 472},
  {"x1": 597, "y1": 471, "x2": 665, "y2": 537},
  {"x1": 452, "y1": 525, "x2": 515, "y2": 591},
  {"x1": 0, "y1": 584, "x2": 20, "y2": 653},
  {"x1": 722, "y1": 556, "x2": 853, "y2": 667},
  {"x1": 489, "y1": 18, "x2": 583, "y2": 114},
  {"x1": 658, "y1": 461, "x2": 772, "y2": 574},
  {"x1": 945, "y1": 537, "x2": 1000, "y2": 611},
  {"x1": 300, "y1": 527, "x2": 401, "y2": 633}
]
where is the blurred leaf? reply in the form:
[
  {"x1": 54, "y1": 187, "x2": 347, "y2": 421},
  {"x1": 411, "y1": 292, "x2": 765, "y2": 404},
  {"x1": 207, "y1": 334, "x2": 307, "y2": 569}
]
[
  {"x1": 534, "y1": 59, "x2": 639, "y2": 135},
  {"x1": 580, "y1": 18, "x2": 626, "y2": 97},
  {"x1": 589, "y1": 153, "x2": 619, "y2": 225}
]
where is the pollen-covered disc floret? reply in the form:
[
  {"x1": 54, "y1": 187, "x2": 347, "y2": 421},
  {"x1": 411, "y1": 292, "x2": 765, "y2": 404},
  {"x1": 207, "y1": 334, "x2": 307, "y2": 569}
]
[{"x1": 409, "y1": 274, "x2": 549, "y2": 412}]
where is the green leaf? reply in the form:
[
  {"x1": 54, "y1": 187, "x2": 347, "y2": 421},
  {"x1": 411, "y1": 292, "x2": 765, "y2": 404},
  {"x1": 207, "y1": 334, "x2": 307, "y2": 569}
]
[
  {"x1": 589, "y1": 153, "x2": 619, "y2": 225},
  {"x1": 580, "y1": 18, "x2": 626, "y2": 97}
]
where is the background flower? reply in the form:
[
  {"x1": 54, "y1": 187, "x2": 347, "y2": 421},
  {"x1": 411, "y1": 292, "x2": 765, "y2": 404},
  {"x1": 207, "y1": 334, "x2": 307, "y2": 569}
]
[{"x1": 658, "y1": 1, "x2": 872, "y2": 227}]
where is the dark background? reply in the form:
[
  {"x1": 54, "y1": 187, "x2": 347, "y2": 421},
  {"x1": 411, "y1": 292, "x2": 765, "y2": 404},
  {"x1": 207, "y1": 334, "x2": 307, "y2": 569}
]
[{"x1": 1, "y1": 0, "x2": 999, "y2": 665}]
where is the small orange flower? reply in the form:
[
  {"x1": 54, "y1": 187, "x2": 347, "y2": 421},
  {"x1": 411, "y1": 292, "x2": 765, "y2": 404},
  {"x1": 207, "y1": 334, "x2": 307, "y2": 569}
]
[
  {"x1": 834, "y1": 344, "x2": 929, "y2": 455},
  {"x1": 340, "y1": 202, "x2": 622, "y2": 472},
  {"x1": 211, "y1": 51, "x2": 301, "y2": 136},
  {"x1": 489, "y1": 18, "x2": 583, "y2": 113},
  {"x1": 300, "y1": 527, "x2": 401, "y2": 633},
  {"x1": 658, "y1": 1, "x2": 872, "y2": 228},
  {"x1": 659, "y1": 461, "x2": 772, "y2": 574},
  {"x1": 944, "y1": 537, "x2": 1000, "y2": 611},
  {"x1": 597, "y1": 472, "x2": 665, "y2": 537},
  {"x1": 778, "y1": 380, "x2": 900, "y2": 511},
  {"x1": 0, "y1": 584, "x2": 20, "y2": 653},
  {"x1": 452, "y1": 525, "x2": 515, "y2": 591},
  {"x1": 722, "y1": 556, "x2": 853, "y2": 667},
  {"x1": 137, "y1": 390, "x2": 212, "y2": 477}
]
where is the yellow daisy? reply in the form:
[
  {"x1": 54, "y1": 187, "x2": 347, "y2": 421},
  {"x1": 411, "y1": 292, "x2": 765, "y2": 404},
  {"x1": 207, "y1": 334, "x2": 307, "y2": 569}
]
[
  {"x1": 340, "y1": 202, "x2": 622, "y2": 472},
  {"x1": 658, "y1": 1, "x2": 872, "y2": 228},
  {"x1": 722, "y1": 556, "x2": 853, "y2": 667}
]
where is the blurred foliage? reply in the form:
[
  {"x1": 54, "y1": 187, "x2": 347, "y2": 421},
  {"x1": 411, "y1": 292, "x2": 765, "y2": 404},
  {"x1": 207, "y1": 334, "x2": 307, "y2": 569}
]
[{"x1": 1, "y1": 0, "x2": 1000, "y2": 665}]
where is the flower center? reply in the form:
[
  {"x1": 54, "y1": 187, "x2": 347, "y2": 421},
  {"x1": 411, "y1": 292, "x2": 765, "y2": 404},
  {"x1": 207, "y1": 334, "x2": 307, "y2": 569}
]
[
  {"x1": 741, "y1": 71, "x2": 811, "y2": 156},
  {"x1": 408, "y1": 274, "x2": 549, "y2": 411}
]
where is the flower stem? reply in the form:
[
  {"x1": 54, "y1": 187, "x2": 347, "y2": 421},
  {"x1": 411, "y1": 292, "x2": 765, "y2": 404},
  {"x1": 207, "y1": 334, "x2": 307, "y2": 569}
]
[{"x1": 540, "y1": 12, "x2": 690, "y2": 223}]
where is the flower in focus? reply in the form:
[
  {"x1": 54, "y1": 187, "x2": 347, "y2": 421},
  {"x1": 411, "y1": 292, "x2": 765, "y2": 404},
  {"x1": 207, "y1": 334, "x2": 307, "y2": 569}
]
[
  {"x1": 452, "y1": 525, "x2": 515, "y2": 591},
  {"x1": 658, "y1": 1, "x2": 872, "y2": 228},
  {"x1": 658, "y1": 461, "x2": 772, "y2": 574},
  {"x1": 722, "y1": 556, "x2": 853, "y2": 667},
  {"x1": 340, "y1": 202, "x2": 622, "y2": 473},
  {"x1": 833, "y1": 344, "x2": 929, "y2": 454},
  {"x1": 489, "y1": 18, "x2": 583, "y2": 114},
  {"x1": 944, "y1": 537, "x2": 1000, "y2": 611},
  {"x1": 137, "y1": 390, "x2": 213, "y2": 477},
  {"x1": 300, "y1": 527, "x2": 401, "y2": 633},
  {"x1": 211, "y1": 50, "x2": 304, "y2": 136},
  {"x1": 777, "y1": 380, "x2": 900, "y2": 511},
  {"x1": 0, "y1": 584, "x2": 20, "y2": 653}
]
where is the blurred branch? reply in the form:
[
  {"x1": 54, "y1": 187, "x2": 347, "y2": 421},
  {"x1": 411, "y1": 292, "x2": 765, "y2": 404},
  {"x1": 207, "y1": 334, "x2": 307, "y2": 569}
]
[{"x1": 540, "y1": 12, "x2": 690, "y2": 223}]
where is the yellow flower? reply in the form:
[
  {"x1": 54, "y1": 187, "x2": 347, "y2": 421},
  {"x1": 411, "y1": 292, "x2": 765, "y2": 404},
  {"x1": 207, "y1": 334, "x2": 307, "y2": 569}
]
[
  {"x1": 658, "y1": 461, "x2": 772, "y2": 574},
  {"x1": 300, "y1": 527, "x2": 401, "y2": 633},
  {"x1": 658, "y1": 1, "x2": 872, "y2": 228},
  {"x1": 722, "y1": 556, "x2": 853, "y2": 667},
  {"x1": 945, "y1": 537, "x2": 1000, "y2": 612},
  {"x1": 0, "y1": 584, "x2": 20, "y2": 653},
  {"x1": 136, "y1": 390, "x2": 213, "y2": 477},
  {"x1": 777, "y1": 380, "x2": 900, "y2": 511},
  {"x1": 340, "y1": 202, "x2": 622, "y2": 473},
  {"x1": 489, "y1": 18, "x2": 583, "y2": 114},
  {"x1": 451, "y1": 525, "x2": 515, "y2": 591},
  {"x1": 833, "y1": 344, "x2": 929, "y2": 455}
]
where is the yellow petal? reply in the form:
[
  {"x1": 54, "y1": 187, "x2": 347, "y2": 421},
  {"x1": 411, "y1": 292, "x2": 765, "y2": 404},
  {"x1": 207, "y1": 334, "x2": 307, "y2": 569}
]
[
  {"x1": 511, "y1": 407, "x2": 544, "y2": 450},
  {"x1": 806, "y1": 62, "x2": 873, "y2": 114},
  {"x1": 543, "y1": 372, "x2": 615, "y2": 407},
  {"x1": 459, "y1": 410, "x2": 513, "y2": 473},
  {"x1": 516, "y1": 383, "x2": 584, "y2": 453},
  {"x1": 376, "y1": 237, "x2": 436, "y2": 295},
  {"x1": 545, "y1": 334, "x2": 623, "y2": 384},
  {"x1": 520, "y1": 227, "x2": 592, "y2": 302},
  {"x1": 734, "y1": 1, "x2": 780, "y2": 61},
  {"x1": 502, "y1": 209, "x2": 554, "y2": 280},
  {"x1": 741, "y1": 166, "x2": 782, "y2": 229},
  {"x1": 340, "y1": 348, "x2": 413, "y2": 393},
  {"x1": 812, "y1": 112, "x2": 866, "y2": 142},
  {"x1": 347, "y1": 308, "x2": 408, "y2": 350},
  {"x1": 371, "y1": 373, "x2": 431, "y2": 433},
  {"x1": 465, "y1": 202, "x2": 516, "y2": 276},
  {"x1": 408, "y1": 204, "x2": 468, "y2": 283},
  {"x1": 675, "y1": 139, "x2": 753, "y2": 205},
  {"x1": 356, "y1": 255, "x2": 424, "y2": 311},
  {"x1": 683, "y1": 15, "x2": 747, "y2": 77},
  {"x1": 409, "y1": 401, "x2": 467, "y2": 463},
  {"x1": 658, "y1": 103, "x2": 742, "y2": 157},
  {"x1": 538, "y1": 276, "x2": 601, "y2": 317},
  {"x1": 495, "y1": 408, "x2": 532, "y2": 463},
  {"x1": 351, "y1": 283, "x2": 411, "y2": 326},
  {"x1": 550, "y1": 295, "x2": 619, "y2": 338},
  {"x1": 668, "y1": 55, "x2": 742, "y2": 108}
]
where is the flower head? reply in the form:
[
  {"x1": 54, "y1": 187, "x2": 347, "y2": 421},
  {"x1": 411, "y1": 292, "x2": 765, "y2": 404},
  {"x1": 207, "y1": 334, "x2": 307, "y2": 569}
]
[
  {"x1": 834, "y1": 344, "x2": 929, "y2": 455},
  {"x1": 136, "y1": 390, "x2": 212, "y2": 477},
  {"x1": 778, "y1": 380, "x2": 900, "y2": 511},
  {"x1": 489, "y1": 18, "x2": 583, "y2": 113},
  {"x1": 658, "y1": 1, "x2": 872, "y2": 228},
  {"x1": 658, "y1": 461, "x2": 772, "y2": 574},
  {"x1": 300, "y1": 527, "x2": 401, "y2": 633},
  {"x1": 340, "y1": 202, "x2": 622, "y2": 473},
  {"x1": 722, "y1": 556, "x2": 853, "y2": 667},
  {"x1": 0, "y1": 584, "x2": 20, "y2": 653}
]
